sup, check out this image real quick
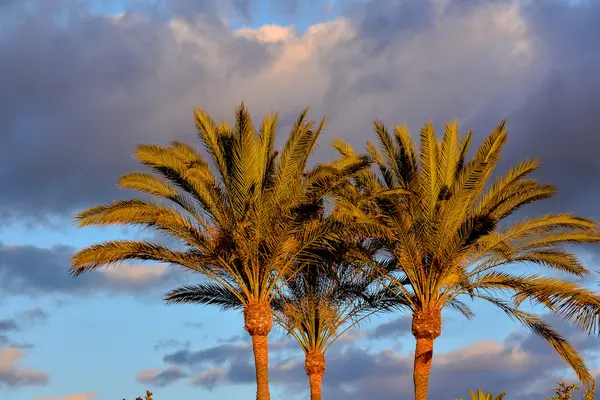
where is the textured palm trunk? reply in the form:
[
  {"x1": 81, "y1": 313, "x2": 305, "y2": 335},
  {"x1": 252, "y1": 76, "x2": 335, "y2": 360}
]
[
  {"x1": 305, "y1": 350, "x2": 326, "y2": 400},
  {"x1": 244, "y1": 302, "x2": 274, "y2": 400},
  {"x1": 411, "y1": 308, "x2": 442, "y2": 400}
]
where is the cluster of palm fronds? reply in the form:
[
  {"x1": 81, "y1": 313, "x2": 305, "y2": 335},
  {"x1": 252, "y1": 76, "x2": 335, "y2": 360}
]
[
  {"x1": 547, "y1": 381, "x2": 597, "y2": 400},
  {"x1": 71, "y1": 104, "x2": 600, "y2": 400}
]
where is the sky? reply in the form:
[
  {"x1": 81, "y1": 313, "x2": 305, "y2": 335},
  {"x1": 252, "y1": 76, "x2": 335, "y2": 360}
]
[{"x1": 0, "y1": 0, "x2": 600, "y2": 399}]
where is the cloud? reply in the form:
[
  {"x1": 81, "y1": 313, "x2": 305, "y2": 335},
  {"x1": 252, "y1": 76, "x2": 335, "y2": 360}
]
[
  {"x1": 150, "y1": 312, "x2": 599, "y2": 399},
  {"x1": 0, "y1": 347, "x2": 49, "y2": 388},
  {"x1": 216, "y1": 334, "x2": 247, "y2": 344},
  {"x1": 0, "y1": 307, "x2": 50, "y2": 351},
  {"x1": 18, "y1": 308, "x2": 50, "y2": 326},
  {"x1": 0, "y1": 242, "x2": 187, "y2": 297},
  {"x1": 35, "y1": 393, "x2": 100, "y2": 400},
  {"x1": 136, "y1": 365, "x2": 187, "y2": 387},
  {"x1": 1, "y1": 0, "x2": 578, "y2": 227},
  {"x1": 188, "y1": 367, "x2": 229, "y2": 389},
  {"x1": 367, "y1": 316, "x2": 412, "y2": 340},
  {"x1": 153, "y1": 339, "x2": 190, "y2": 351},
  {"x1": 183, "y1": 321, "x2": 204, "y2": 329},
  {"x1": 0, "y1": 320, "x2": 19, "y2": 333},
  {"x1": 0, "y1": 335, "x2": 33, "y2": 350},
  {"x1": 163, "y1": 343, "x2": 252, "y2": 366}
]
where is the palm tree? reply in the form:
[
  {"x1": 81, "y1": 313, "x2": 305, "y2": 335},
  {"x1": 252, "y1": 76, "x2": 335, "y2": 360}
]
[
  {"x1": 271, "y1": 246, "x2": 400, "y2": 400},
  {"x1": 69, "y1": 103, "x2": 370, "y2": 400},
  {"x1": 333, "y1": 120, "x2": 600, "y2": 400}
]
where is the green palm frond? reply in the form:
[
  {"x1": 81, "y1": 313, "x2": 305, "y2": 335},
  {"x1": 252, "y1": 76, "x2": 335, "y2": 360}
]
[{"x1": 165, "y1": 283, "x2": 244, "y2": 310}]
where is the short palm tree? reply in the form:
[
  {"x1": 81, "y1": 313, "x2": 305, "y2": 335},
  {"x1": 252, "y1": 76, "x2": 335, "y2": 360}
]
[
  {"x1": 69, "y1": 103, "x2": 370, "y2": 400},
  {"x1": 333, "y1": 120, "x2": 600, "y2": 400},
  {"x1": 271, "y1": 246, "x2": 397, "y2": 400}
]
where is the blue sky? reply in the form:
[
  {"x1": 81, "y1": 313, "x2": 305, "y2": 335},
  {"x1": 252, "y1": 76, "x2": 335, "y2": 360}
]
[
  {"x1": 88, "y1": 0, "x2": 343, "y2": 31},
  {"x1": 1, "y1": 1, "x2": 600, "y2": 400}
]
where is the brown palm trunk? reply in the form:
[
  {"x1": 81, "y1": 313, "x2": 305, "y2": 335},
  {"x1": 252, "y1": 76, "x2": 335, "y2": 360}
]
[
  {"x1": 309, "y1": 374, "x2": 323, "y2": 400},
  {"x1": 305, "y1": 350, "x2": 326, "y2": 400},
  {"x1": 411, "y1": 308, "x2": 442, "y2": 400},
  {"x1": 251, "y1": 334, "x2": 270, "y2": 400},
  {"x1": 413, "y1": 336, "x2": 435, "y2": 400},
  {"x1": 244, "y1": 302, "x2": 274, "y2": 400}
]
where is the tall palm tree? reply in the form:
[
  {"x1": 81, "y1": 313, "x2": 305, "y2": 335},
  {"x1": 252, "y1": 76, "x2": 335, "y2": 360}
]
[
  {"x1": 333, "y1": 120, "x2": 600, "y2": 400},
  {"x1": 69, "y1": 103, "x2": 370, "y2": 400},
  {"x1": 166, "y1": 237, "x2": 401, "y2": 400}
]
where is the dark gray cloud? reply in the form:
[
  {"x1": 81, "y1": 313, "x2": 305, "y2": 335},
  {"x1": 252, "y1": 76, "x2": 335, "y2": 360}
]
[
  {"x1": 153, "y1": 339, "x2": 190, "y2": 351},
  {"x1": 367, "y1": 316, "x2": 412, "y2": 340},
  {"x1": 352, "y1": 0, "x2": 435, "y2": 54},
  {"x1": 0, "y1": 335, "x2": 34, "y2": 350},
  {"x1": 0, "y1": 308, "x2": 50, "y2": 350},
  {"x1": 163, "y1": 343, "x2": 252, "y2": 366},
  {"x1": 485, "y1": 0, "x2": 600, "y2": 219},
  {"x1": 136, "y1": 365, "x2": 188, "y2": 387},
  {"x1": 216, "y1": 333, "x2": 247, "y2": 344},
  {"x1": 0, "y1": 242, "x2": 187, "y2": 297},
  {"x1": 0, "y1": 319, "x2": 19, "y2": 333},
  {"x1": 149, "y1": 312, "x2": 600, "y2": 399},
  {"x1": 4, "y1": 0, "x2": 598, "y2": 229},
  {"x1": 188, "y1": 366, "x2": 229, "y2": 389},
  {"x1": 0, "y1": 1, "x2": 274, "y2": 224}
]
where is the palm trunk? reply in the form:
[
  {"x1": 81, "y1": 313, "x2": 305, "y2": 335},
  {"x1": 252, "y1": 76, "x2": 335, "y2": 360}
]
[
  {"x1": 305, "y1": 350, "x2": 326, "y2": 400},
  {"x1": 413, "y1": 336, "x2": 434, "y2": 400},
  {"x1": 411, "y1": 308, "x2": 442, "y2": 400},
  {"x1": 309, "y1": 373, "x2": 323, "y2": 400},
  {"x1": 244, "y1": 302, "x2": 274, "y2": 400},
  {"x1": 251, "y1": 334, "x2": 270, "y2": 400}
]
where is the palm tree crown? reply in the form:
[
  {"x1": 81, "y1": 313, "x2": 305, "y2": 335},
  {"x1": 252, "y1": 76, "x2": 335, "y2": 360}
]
[{"x1": 69, "y1": 103, "x2": 370, "y2": 400}]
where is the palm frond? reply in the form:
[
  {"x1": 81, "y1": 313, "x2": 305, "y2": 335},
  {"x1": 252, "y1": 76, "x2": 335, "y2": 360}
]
[{"x1": 165, "y1": 283, "x2": 244, "y2": 310}]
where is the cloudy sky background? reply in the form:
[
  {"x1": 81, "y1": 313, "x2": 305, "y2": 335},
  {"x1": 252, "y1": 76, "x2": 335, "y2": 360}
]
[{"x1": 1, "y1": 0, "x2": 600, "y2": 399}]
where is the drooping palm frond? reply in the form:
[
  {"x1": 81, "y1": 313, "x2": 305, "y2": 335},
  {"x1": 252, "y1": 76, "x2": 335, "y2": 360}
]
[{"x1": 473, "y1": 293, "x2": 592, "y2": 384}]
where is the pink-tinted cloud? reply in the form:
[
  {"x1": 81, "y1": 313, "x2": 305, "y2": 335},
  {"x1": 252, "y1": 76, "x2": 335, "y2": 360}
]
[
  {"x1": 0, "y1": 347, "x2": 48, "y2": 387},
  {"x1": 35, "y1": 392, "x2": 99, "y2": 400},
  {"x1": 136, "y1": 365, "x2": 187, "y2": 387}
]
